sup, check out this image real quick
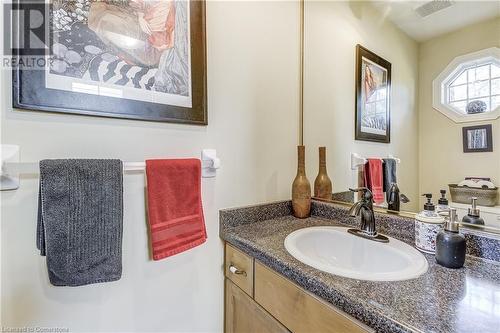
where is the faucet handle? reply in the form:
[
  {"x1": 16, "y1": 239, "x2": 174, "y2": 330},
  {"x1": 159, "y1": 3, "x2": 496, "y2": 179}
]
[
  {"x1": 400, "y1": 194, "x2": 410, "y2": 204},
  {"x1": 349, "y1": 187, "x2": 369, "y2": 192},
  {"x1": 349, "y1": 187, "x2": 373, "y2": 203}
]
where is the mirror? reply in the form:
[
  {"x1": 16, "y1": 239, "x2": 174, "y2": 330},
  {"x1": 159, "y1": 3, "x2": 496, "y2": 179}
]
[{"x1": 303, "y1": 1, "x2": 500, "y2": 234}]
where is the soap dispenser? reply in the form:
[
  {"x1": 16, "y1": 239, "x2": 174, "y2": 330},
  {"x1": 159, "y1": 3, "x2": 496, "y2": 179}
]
[
  {"x1": 415, "y1": 194, "x2": 445, "y2": 254},
  {"x1": 436, "y1": 208, "x2": 466, "y2": 269},
  {"x1": 436, "y1": 190, "x2": 449, "y2": 214},
  {"x1": 462, "y1": 197, "x2": 485, "y2": 226}
]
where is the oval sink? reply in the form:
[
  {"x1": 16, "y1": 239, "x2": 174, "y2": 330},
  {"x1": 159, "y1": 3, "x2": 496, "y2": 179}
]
[{"x1": 284, "y1": 226, "x2": 428, "y2": 281}]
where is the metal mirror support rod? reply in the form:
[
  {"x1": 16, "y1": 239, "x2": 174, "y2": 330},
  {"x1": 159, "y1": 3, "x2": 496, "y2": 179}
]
[{"x1": 299, "y1": 0, "x2": 305, "y2": 145}]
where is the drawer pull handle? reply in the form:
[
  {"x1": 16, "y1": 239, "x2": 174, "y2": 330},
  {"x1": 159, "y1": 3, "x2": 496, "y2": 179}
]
[{"x1": 229, "y1": 265, "x2": 247, "y2": 276}]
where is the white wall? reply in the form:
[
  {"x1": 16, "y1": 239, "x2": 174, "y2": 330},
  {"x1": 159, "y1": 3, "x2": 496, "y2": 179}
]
[
  {"x1": 418, "y1": 18, "x2": 500, "y2": 207},
  {"x1": 0, "y1": 1, "x2": 300, "y2": 332},
  {"x1": 303, "y1": 1, "x2": 419, "y2": 211}
]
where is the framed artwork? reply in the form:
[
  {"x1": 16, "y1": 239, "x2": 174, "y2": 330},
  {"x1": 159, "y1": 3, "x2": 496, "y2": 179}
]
[
  {"x1": 462, "y1": 124, "x2": 493, "y2": 153},
  {"x1": 13, "y1": 0, "x2": 207, "y2": 125},
  {"x1": 355, "y1": 45, "x2": 391, "y2": 143}
]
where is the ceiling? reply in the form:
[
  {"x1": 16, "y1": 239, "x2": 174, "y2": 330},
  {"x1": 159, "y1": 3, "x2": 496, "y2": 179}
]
[{"x1": 370, "y1": 1, "x2": 500, "y2": 42}]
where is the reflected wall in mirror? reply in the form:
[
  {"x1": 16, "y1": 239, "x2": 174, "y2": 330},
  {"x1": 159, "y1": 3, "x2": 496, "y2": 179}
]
[{"x1": 303, "y1": 1, "x2": 500, "y2": 233}]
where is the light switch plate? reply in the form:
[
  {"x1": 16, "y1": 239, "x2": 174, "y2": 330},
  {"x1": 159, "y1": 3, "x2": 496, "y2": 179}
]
[
  {"x1": 201, "y1": 149, "x2": 220, "y2": 178},
  {"x1": 1, "y1": 145, "x2": 20, "y2": 191}
]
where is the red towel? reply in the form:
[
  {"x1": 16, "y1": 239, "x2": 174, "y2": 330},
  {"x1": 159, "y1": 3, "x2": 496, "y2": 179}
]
[
  {"x1": 146, "y1": 159, "x2": 207, "y2": 260},
  {"x1": 364, "y1": 159, "x2": 384, "y2": 204}
]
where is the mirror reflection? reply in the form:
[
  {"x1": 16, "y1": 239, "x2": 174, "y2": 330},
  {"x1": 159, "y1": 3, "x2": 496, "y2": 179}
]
[{"x1": 303, "y1": 1, "x2": 500, "y2": 233}]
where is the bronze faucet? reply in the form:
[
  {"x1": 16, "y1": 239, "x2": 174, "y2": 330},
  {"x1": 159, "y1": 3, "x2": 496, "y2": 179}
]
[
  {"x1": 348, "y1": 188, "x2": 389, "y2": 243},
  {"x1": 387, "y1": 183, "x2": 410, "y2": 212}
]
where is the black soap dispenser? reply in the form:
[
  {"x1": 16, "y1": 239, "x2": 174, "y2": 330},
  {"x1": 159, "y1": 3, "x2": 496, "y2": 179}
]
[
  {"x1": 435, "y1": 208, "x2": 466, "y2": 269},
  {"x1": 462, "y1": 197, "x2": 485, "y2": 226}
]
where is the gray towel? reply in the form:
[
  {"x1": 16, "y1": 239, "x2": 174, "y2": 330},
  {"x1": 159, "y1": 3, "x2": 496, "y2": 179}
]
[
  {"x1": 37, "y1": 159, "x2": 123, "y2": 287},
  {"x1": 383, "y1": 158, "x2": 397, "y2": 202}
]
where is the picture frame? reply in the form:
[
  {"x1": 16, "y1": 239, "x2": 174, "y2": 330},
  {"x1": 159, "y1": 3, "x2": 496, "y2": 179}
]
[
  {"x1": 12, "y1": 0, "x2": 207, "y2": 125},
  {"x1": 355, "y1": 45, "x2": 391, "y2": 143},
  {"x1": 462, "y1": 124, "x2": 493, "y2": 153}
]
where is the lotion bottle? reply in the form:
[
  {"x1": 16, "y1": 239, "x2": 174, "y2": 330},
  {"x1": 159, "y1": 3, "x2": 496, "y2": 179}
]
[{"x1": 415, "y1": 194, "x2": 445, "y2": 254}]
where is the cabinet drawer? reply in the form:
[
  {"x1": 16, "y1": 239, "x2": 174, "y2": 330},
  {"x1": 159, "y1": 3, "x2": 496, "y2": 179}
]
[
  {"x1": 254, "y1": 262, "x2": 373, "y2": 333},
  {"x1": 225, "y1": 244, "x2": 254, "y2": 297}
]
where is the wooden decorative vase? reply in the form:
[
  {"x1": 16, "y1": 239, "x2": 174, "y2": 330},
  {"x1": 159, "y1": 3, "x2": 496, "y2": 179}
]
[
  {"x1": 314, "y1": 147, "x2": 333, "y2": 200},
  {"x1": 292, "y1": 145, "x2": 311, "y2": 218}
]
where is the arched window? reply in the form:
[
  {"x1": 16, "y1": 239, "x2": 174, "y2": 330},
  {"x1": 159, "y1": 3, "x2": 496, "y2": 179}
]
[{"x1": 433, "y1": 47, "x2": 500, "y2": 123}]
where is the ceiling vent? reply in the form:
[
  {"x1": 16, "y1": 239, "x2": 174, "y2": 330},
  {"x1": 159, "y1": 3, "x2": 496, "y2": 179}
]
[{"x1": 415, "y1": 0, "x2": 454, "y2": 18}]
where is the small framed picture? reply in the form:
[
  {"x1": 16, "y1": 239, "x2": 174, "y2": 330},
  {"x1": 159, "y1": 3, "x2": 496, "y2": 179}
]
[
  {"x1": 462, "y1": 125, "x2": 493, "y2": 153},
  {"x1": 355, "y1": 45, "x2": 391, "y2": 143}
]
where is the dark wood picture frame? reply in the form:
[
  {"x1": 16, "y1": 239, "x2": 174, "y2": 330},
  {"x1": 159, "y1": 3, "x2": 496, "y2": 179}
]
[
  {"x1": 12, "y1": 0, "x2": 207, "y2": 125},
  {"x1": 462, "y1": 124, "x2": 493, "y2": 153},
  {"x1": 355, "y1": 45, "x2": 391, "y2": 143}
]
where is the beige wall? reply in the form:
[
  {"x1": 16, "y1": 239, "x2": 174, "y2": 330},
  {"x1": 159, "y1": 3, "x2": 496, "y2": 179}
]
[
  {"x1": 0, "y1": 1, "x2": 299, "y2": 332},
  {"x1": 418, "y1": 18, "x2": 500, "y2": 208},
  {"x1": 304, "y1": 1, "x2": 419, "y2": 211}
]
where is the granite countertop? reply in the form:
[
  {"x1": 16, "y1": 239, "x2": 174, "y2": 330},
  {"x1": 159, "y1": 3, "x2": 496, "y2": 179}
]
[{"x1": 220, "y1": 201, "x2": 500, "y2": 333}]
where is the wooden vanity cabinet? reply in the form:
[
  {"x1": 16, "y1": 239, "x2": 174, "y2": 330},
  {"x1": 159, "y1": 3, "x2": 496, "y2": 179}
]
[{"x1": 224, "y1": 243, "x2": 373, "y2": 333}]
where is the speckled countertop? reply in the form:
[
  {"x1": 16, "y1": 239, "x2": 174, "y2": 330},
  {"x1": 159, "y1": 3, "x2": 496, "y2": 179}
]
[{"x1": 220, "y1": 201, "x2": 500, "y2": 333}]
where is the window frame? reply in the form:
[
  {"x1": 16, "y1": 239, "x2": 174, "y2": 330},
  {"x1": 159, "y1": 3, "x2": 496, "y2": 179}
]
[{"x1": 433, "y1": 47, "x2": 500, "y2": 123}]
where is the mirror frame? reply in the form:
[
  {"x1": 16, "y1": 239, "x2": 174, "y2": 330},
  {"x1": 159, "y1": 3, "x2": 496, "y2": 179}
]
[{"x1": 313, "y1": 197, "x2": 500, "y2": 236}]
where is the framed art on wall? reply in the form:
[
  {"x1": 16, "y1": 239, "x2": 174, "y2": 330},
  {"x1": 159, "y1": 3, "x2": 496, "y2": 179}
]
[
  {"x1": 12, "y1": 0, "x2": 207, "y2": 125},
  {"x1": 355, "y1": 45, "x2": 391, "y2": 143},
  {"x1": 462, "y1": 124, "x2": 493, "y2": 153}
]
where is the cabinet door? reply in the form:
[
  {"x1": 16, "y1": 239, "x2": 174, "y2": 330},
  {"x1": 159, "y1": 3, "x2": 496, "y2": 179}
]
[
  {"x1": 254, "y1": 262, "x2": 373, "y2": 333},
  {"x1": 225, "y1": 279, "x2": 289, "y2": 333}
]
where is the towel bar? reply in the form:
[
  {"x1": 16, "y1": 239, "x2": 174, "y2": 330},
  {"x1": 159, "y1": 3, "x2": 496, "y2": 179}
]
[
  {"x1": 350, "y1": 152, "x2": 401, "y2": 170},
  {"x1": 0, "y1": 145, "x2": 220, "y2": 190},
  {"x1": 2, "y1": 160, "x2": 217, "y2": 173}
]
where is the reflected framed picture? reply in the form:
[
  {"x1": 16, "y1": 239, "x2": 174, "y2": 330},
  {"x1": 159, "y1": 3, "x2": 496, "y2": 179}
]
[
  {"x1": 463, "y1": 124, "x2": 493, "y2": 153},
  {"x1": 355, "y1": 45, "x2": 391, "y2": 143},
  {"x1": 13, "y1": 0, "x2": 207, "y2": 125}
]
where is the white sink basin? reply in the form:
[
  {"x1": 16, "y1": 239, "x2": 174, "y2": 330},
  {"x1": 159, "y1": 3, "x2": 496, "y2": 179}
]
[{"x1": 284, "y1": 226, "x2": 428, "y2": 281}]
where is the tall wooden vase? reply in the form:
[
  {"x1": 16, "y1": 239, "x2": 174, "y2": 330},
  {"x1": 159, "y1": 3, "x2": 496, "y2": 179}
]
[
  {"x1": 292, "y1": 145, "x2": 311, "y2": 218},
  {"x1": 314, "y1": 147, "x2": 333, "y2": 200}
]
